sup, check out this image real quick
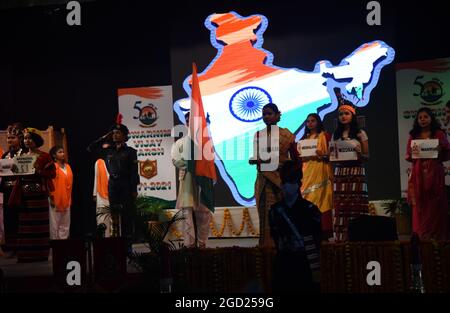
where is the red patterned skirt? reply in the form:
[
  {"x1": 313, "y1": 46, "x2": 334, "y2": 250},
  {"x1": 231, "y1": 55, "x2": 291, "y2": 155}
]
[{"x1": 333, "y1": 161, "x2": 368, "y2": 241}]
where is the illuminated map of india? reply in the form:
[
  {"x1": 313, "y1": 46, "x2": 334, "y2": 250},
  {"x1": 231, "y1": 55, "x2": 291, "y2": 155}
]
[{"x1": 173, "y1": 11, "x2": 395, "y2": 206}]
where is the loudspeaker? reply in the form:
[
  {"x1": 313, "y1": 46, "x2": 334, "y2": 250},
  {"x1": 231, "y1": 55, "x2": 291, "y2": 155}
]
[
  {"x1": 51, "y1": 239, "x2": 86, "y2": 291},
  {"x1": 93, "y1": 238, "x2": 127, "y2": 292},
  {"x1": 348, "y1": 215, "x2": 398, "y2": 241}
]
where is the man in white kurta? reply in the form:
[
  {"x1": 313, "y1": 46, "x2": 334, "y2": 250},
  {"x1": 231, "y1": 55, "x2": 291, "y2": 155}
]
[{"x1": 171, "y1": 115, "x2": 212, "y2": 248}]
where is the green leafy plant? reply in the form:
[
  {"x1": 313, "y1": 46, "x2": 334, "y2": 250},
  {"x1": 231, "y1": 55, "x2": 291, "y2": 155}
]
[
  {"x1": 382, "y1": 198, "x2": 411, "y2": 217},
  {"x1": 134, "y1": 196, "x2": 183, "y2": 255},
  {"x1": 96, "y1": 204, "x2": 123, "y2": 218},
  {"x1": 135, "y1": 196, "x2": 176, "y2": 221},
  {"x1": 96, "y1": 204, "x2": 124, "y2": 237},
  {"x1": 381, "y1": 198, "x2": 412, "y2": 236},
  {"x1": 129, "y1": 210, "x2": 185, "y2": 280},
  {"x1": 144, "y1": 210, "x2": 185, "y2": 254}
]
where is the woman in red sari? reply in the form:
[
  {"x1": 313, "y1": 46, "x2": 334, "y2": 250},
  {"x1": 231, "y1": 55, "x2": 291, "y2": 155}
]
[
  {"x1": 10, "y1": 128, "x2": 56, "y2": 262},
  {"x1": 406, "y1": 108, "x2": 450, "y2": 241}
]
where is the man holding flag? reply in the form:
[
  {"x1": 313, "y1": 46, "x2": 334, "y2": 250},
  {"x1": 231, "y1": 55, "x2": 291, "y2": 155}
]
[{"x1": 171, "y1": 63, "x2": 217, "y2": 248}]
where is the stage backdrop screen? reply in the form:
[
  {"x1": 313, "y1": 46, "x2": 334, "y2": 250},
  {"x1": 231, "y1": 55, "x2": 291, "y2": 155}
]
[
  {"x1": 396, "y1": 58, "x2": 450, "y2": 196},
  {"x1": 173, "y1": 11, "x2": 395, "y2": 206}
]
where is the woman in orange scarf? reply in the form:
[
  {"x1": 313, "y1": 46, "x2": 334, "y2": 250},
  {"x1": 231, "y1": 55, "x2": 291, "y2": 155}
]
[{"x1": 49, "y1": 145, "x2": 73, "y2": 240}]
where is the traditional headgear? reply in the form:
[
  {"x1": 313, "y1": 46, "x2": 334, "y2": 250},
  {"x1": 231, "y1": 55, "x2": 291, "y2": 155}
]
[
  {"x1": 334, "y1": 87, "x2": 356, "y2": 115},
  {"x1": 6, "y1": 122, "x2": 24, "y2": 138},
  {"x1": 24, "y1": 127, "x2": 44, "y2": 148},
  {"x1": 109, "y1": 113, "x2": 130, "y2": 136}
]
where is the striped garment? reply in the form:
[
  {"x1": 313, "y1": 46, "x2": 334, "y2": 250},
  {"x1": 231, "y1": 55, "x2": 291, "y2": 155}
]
[
  {"x1": 17, "y1": 177, "x2": 51, "y2": 263},
  {"x1": 15, "y1": 151, "x2": 55, "y2": 263},
  {"x1": 269, "y1": 198, "x2": 321, "y2": 282},
  {"x1": 333, "y1": 161, "x2": 369, "y2": 241}
]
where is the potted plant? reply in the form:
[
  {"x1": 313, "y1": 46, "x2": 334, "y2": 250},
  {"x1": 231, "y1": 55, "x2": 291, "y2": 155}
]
[
  {"x1": 96, "y1": 203, "x2": 124, "y2": 237},
  {"x1": 135, "y1": 196, "x2": 176, "y2": 222},
  {"x1": 129, "y1": 209, "x2": 184, "y2": 293},
  {"x1": 96, "y1": 196, "x2": 177, "y2": 237},
  {"x1": 134, "y1": 195, "x2": 182, "y2": 250},
  {"x1": 382, "y1": 198, "x2": 412, "y2": 236}
]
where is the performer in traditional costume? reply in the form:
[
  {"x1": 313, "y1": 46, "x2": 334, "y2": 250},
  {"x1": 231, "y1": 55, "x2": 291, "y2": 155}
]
[
  {"x1": 330, "y1": 89, "x2": 369, "y2": 242},
  {"x1": 14, "y1": 128, "x2": 55, "y2": 262},
  {"x1": 406, "y1": 107, "x2": 450, "y2": 240},
  {"x1": 0, "y1": 123, "x2": 27, "y2": 258},
  {"x1": 250, "y1": 103, "x2": 301, "y2": 249},
  {"x1": 299, "y1": 113, "x2": 333, "y2": 239}
]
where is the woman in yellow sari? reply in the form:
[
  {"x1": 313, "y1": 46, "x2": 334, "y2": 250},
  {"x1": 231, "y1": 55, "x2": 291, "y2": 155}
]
[
  {"x1": 250, "y1": 103, "x2": 301, "y2": 249},
  {"x1": 299, "y1": 113, "x2": 333, "y2": 238}
]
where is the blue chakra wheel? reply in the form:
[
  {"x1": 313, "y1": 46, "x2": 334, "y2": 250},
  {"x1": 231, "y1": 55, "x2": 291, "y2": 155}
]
[{"x1": 229, "y1": 86, "x2": 272, "y2": 122}]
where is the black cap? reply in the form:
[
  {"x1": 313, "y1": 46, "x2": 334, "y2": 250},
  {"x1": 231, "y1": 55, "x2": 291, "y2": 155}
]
[{"x1": 110, "y1": 123, "x2": 129, "y2": 136}]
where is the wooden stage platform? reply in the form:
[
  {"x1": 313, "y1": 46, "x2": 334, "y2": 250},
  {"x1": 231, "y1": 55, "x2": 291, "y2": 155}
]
[{"x1": 1, "y1": 240, "x2": 449, "y2": 293}]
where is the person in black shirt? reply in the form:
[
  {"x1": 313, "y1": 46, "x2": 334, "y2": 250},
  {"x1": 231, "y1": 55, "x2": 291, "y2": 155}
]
[
  {"x1": 269, "y1": 159, "x2": 321, "y2": 293},
  {"x1": 88, "y1": 123, "x2": 140, "y2": 256}
]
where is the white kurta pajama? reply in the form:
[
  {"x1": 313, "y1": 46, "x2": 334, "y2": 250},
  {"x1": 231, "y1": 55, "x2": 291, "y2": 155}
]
[{"x1": 171, "y1": 136, "x2": 212, "y2": 248}]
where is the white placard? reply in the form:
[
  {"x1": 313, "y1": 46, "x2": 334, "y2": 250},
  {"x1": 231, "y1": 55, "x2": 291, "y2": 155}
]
[
  {"x1": 411, "y1": 139, "x2": 439, "y2": 159},
  {"x1": 329, "y1": 140, "x2": 358, "y2": 161},
  {"x1": 0, "y1": 155, "x2": 36, "y2": 176},
  {"x1": 297, "y1": 139, "x2": 318, "y2": 157}
]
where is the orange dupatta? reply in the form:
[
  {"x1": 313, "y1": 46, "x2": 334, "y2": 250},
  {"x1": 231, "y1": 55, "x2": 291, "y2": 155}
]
[
  {"x1": 51, "y1": 163, "x2": 73, "y2": 212},
  {"x1": 96, "y1": 159, "x2": 109, "y2": 199}
]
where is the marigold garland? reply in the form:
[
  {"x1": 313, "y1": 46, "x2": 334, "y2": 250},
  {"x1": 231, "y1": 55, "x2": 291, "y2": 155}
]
[
  {"x1": 368, "y1": 203, "x2": 377, "y2": 215},
  {"x1": 209, "y1": 208, "x2": 259, "y2": 237},
  {"x1": 165, "y1": 211, "x2": 183, "y2": 239},
  {"x1": 166, "y1": 208, "x2": 259, "y2": 239}
]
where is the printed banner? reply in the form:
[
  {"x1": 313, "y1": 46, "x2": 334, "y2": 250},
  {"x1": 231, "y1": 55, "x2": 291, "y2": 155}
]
[
  {"x1": 118, "y1": 86, "x2": 176, "y2": 201},
  {"x1": 396, "y1": 58, "x2": 450, "y2": 196},
  {"x1": 297, "y1": 139, "x2": 318, "y2": 157}
]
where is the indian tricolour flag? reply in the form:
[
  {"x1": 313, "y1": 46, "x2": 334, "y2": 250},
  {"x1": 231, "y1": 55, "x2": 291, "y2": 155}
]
[{"x1": 187, "y1": 63, "x2": 217, "y2": 212}]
